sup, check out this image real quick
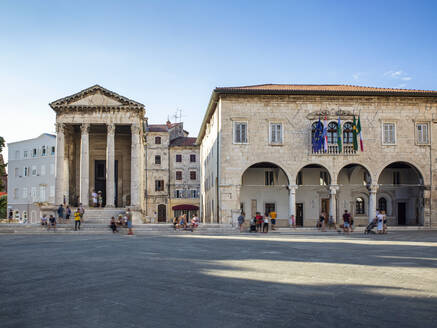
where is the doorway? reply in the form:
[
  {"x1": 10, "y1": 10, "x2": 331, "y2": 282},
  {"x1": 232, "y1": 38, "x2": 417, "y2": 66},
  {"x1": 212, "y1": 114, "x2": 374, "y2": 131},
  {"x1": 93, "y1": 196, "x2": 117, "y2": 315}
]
[
  {"x1": 158, "y1": 204, "x2": 166, "y2": 222},
  {"x1": 251, "y1": 199, "x2": 257, "y2": 218},
  {"x1": 95, "y1": 160, "x2": 106, "y2": 207},
  {"x1": 398, "y1": 202, "x2": 406, "y2": 225},
  {"x1": 296, "y1": 203, "x2": 303, "y2": 226},
  {"x1": 321, "y1": 198, "x2": 330, "y2": 216},
  {"x1": 265, "y1": 203, "x2": 275, "y2": 216}
]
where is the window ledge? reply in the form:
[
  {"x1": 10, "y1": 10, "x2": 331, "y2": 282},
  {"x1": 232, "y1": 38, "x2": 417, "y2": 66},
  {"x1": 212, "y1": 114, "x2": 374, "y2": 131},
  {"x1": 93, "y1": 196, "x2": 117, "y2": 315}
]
[{"x1": 269, "y1": 143, "x2": 283, "y2": 147}]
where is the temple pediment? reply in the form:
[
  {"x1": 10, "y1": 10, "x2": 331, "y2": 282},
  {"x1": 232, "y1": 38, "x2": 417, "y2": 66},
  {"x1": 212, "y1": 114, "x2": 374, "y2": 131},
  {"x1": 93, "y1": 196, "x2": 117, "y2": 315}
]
[{"x1": 50, "y1": 85, "x2": 144, "y2": 112}]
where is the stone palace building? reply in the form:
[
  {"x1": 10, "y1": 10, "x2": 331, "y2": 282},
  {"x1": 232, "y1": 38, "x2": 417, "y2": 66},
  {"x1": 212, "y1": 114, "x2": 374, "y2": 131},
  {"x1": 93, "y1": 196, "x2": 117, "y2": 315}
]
[{"x1": 197, "y1": 84, "x2": 437, "y2": 228}]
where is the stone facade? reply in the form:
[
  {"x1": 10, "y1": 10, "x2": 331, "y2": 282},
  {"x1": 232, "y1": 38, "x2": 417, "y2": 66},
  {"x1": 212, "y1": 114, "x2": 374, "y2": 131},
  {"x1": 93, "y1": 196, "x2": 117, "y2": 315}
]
[
  {"x1": 197, "y1": 85, "x2": 437, "y2": 228},
  {"x1": 51, "y1": 85, "x2": 145, "y2": 223},
  {"x1": 7, "y1": 134, "x2": 56, "y2": 222},
  {"x1": 145, "y1": 121, "x2": 200, "y2": 222}
]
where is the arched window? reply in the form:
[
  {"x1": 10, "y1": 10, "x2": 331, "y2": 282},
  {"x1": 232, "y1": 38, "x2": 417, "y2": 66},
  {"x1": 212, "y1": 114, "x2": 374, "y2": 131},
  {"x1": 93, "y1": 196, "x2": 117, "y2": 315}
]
[
  {"x1": 378, "y1": 197, "x2": 387, "y2": 212},
  {"x1": 311, "y1": 122, "x2": 318, "y2": 141},
  {"x1": 328, "y1": 122, "x2": 338, "y2": 144},
  {"x1": 355, "y1": 197, "x2": 365, "y2": 215},
  {"x1": 343, "y1": 122, "x2": 353, "y2": 144}
]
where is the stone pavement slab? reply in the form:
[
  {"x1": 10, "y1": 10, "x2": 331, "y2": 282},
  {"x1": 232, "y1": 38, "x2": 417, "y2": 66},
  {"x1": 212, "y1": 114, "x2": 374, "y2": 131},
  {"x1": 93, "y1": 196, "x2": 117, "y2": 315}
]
[{"x1": 0, "y1": 231, "x2": 436, "y2": 328}]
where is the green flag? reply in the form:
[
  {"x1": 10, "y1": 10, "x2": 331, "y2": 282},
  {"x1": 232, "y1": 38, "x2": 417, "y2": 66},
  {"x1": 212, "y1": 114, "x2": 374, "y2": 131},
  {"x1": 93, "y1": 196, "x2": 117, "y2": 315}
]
[
  {"x1": 352, "y1": 115, "x2": 358, "y2": 151},
  {"x1": 337, "y1": 116, "x2": 342, "y2": 153}
]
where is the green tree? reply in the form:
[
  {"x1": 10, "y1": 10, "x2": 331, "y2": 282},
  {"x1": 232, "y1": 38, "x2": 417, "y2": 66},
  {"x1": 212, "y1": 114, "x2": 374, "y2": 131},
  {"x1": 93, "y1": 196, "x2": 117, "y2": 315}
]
[
  {"x1": 0, "y1": 195, "x2": 6, "y2": 220},
  {"x1": 0, "y1": 136, "x2": 6, "y2": 191}
]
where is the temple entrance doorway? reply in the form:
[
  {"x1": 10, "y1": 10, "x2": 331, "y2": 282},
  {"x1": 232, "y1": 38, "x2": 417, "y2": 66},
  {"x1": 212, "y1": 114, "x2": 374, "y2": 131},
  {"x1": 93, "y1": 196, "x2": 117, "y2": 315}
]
[{"x1": 95, "y1": 160, "x2": 106, "y2": 207}]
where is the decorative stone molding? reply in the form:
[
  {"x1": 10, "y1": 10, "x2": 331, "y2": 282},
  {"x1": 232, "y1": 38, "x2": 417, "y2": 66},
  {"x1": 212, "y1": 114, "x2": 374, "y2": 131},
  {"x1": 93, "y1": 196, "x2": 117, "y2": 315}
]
[
  {"x1": 131, "y1": 124, "x2": 141, "y2": 134},
  {"x1": 329, "y1": 184, "x2": 339, "y2": 194},
  {"x1": 306, "y1": 109, "x2": 355, "y2": 120},
  {"x1": 369, "y1": 184, "x2": 379, "y2": 193}
]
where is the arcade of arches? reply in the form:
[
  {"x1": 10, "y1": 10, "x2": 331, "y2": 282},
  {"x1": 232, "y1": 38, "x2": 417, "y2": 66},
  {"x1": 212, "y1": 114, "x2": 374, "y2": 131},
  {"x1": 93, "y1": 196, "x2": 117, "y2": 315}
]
[{"x1": 239, "y1": 161, "x2": 425, "y2": 227}]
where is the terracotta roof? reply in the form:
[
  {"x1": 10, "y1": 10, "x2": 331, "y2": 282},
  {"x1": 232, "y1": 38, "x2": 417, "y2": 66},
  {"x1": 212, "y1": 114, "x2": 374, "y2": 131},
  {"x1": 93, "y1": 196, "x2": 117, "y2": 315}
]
[
  {"x1": 215, "y1": 84, "x2": 437, "y2": 95},
  {"x1": 170, "y1": 137, "x2": 197, "y2": 147},
  {"x1": 147, "y1": 124, "x2": 168, "y2": 132}
]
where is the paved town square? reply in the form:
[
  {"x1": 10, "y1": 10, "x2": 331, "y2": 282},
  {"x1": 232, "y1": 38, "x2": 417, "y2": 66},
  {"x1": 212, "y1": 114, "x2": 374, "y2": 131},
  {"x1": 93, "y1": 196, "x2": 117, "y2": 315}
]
[{"x1": 0, "y1": 231, "x2": 436, "y2": 328}]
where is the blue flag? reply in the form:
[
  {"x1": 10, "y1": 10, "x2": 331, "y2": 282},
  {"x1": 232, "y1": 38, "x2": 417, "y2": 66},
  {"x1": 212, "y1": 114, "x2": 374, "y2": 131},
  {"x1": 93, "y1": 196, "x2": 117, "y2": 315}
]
[{"x1": 312, "y1": 119, "x2": 324, "y2": 152}]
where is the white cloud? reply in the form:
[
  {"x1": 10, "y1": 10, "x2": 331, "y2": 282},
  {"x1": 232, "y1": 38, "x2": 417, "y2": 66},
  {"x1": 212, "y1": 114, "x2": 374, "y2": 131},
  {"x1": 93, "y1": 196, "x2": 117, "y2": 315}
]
[{"x1": 384, "y1": 70, "x2": 412, "y2": 82}]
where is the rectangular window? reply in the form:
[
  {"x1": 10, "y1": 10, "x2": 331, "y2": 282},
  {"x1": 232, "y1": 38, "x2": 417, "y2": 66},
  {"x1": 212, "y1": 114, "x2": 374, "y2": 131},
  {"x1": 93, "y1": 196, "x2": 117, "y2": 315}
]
[
  {"x1": 416, "y1": 123, "x2": 429, "y2": 144},
  {"x1": 176, "y1": 171, "x2": 182, "y2": 180},
  {"x1": 383, "y1": 123, "x2": 396, "y2": 145},
  {"x1": 155, "y1": 180, "x2": 164, "y2": 191},
  {"x1": 190, "y1": 171, "x2": 196, "y2": 180},
  {"x1": 270, "y1": 123, "x2": 283, "y2": 144},
  {"x1": 176, "y1": 154, "x2": 182, "y2": 162},
  {"x1": 32, "y1": 166, "x2": 37, "y2": 176},
  {"x1": 320, "y1": 171, "x2": 329, "y2": 186},
  {"x1": 23, "y1": 151, "x2": 28, "y2": 158},
  {"x1": 50, "y1": 185, "x2": 55, "y2": 198},
  {"x1": 31, "y1": 187, "x2": 37, "y2": 202},
  {"x1": 190, "y1": 154, "x2": 196, "y2": 162},
  {"x1": 51, "y1": 146, "x2": 55, "y2": 155},
  {"x1": 24, "y1": 167, "x2": 29, "y2": 177},
  {"x1": 393, "y1": 172, "x2": 400, "y2": 185},
  {"x1": 22, "y1": 187, "x2": 27, "y2": 199},
  {"x1": 191, "y1": 190, "x2": 197, "y2": 198},
  {"x1": 155, "y1": 155, "x2": 161, "y2": 165},
  {"x1": 32, "y1": 148, "x2": 37, "y2": 157},
  {"x1": 233, "y1": 122, "x2": 247, "y2": 143},
  {"x1": 42, "y1": 146, "x2": 46, "y2": 156},
  {"x1": 175, "y1": 190, "x2": 182, "y2": 198},
  {"x1": 155, "y1": 136, "x2": 161, "y2": 144},
  {"x1": 40, "y1": 186, "x2": 46, "y2": 202},
  {"x1": 14, "y1": 167, "x2": 19, "y2": 177},
  {"x1": 41, "y1": 165, "x2": 46, "y2": 176},
  {"x1": 15, "y1": 150, "x2": 20, "y2": 160},
  {"x1": 265, "y1": 171, "x2": 274, "y2": 185}
]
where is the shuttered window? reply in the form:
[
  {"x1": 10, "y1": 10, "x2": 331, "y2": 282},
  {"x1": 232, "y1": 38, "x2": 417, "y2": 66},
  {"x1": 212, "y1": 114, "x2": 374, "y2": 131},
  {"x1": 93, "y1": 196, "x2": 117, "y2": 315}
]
[
  {"x1": 416, "y1": 123, "x2": 429, "y2": 144},
  {"x1": 234, "y1": 122, "x2": 247, "y2": 143},
  {"x1": 383, "y1": 123, "x2": 396, "y2": 145},
  {"x1": 270, "y1": 123, "x2": 282, "y2": 144}
]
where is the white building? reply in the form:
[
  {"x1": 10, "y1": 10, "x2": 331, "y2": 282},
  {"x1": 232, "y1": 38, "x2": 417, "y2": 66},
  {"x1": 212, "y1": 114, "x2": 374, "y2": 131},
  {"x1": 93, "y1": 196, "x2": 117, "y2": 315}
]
[{"x1": 7, "y1": 134, "x2": 56, "y2": 222}]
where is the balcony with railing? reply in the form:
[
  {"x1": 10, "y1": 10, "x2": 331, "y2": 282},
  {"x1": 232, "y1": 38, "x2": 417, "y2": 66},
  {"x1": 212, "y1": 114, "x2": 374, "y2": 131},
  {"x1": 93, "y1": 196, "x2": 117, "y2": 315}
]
[{"x1": 312, "y1": 144, "x2": 356, "y2": 155}]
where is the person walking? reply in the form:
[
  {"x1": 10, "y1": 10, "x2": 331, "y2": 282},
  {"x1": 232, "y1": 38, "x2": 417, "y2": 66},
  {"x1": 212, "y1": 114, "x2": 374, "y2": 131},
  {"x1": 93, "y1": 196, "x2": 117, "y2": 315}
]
[
  {"x1": 382, "y1": 210, "x2": 388, "y2": 234},
  {"x1": 48, "y1": 215, "x2": 56, "y2": 232},
  {"x1": 270, "y1": 210, "x2": 277, "y2": 230},
  {"x1": 255, "y1": 212, "x2": 263, "y2": 232},
  {"x1": 238, "y1": 212, "x2": 245, "y2": 232},
  {"x1": 126, "y1": 208, "x2": 134, "y2": 235},
  {"x1": 343, "y1": 210, "x2": 351, "y2": 234},
  {"x1": 289, "y1": 214, "x2": 296, "y2": 228},
  {"x1": 262, "y1": 213, "x2": 269, "y2": 233},
  {"x1": 377, "y1": 210, "x2": 384, "y2": 234},
  {"x1": 57, "y1": 204, "x2": 65, "y2": 224},
  {"x1": 65, "y1": 205, "x2": 71, "y2": 222},
  {"x1": 78, "y1": 203, "x2": 85, "y2": 222},
  {"x1": 8, "y1": 209, "x2": 13, "y2": 223},
  {"x1": 91, "y1": 190, "x2": 98, "y2": 207},
  {"x1": 74, "y1": 209, "x2": 81, "y2": 231},
  {"x1": 318, "y1": 212, "x2": 325, "y2": 231}
]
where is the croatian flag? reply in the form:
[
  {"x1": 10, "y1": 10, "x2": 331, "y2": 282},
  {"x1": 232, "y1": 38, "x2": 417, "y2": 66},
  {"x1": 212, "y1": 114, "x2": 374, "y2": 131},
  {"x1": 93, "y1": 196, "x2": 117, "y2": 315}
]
[{"x1": 323, "y1": 116, "x2": 328, "y2": 152}]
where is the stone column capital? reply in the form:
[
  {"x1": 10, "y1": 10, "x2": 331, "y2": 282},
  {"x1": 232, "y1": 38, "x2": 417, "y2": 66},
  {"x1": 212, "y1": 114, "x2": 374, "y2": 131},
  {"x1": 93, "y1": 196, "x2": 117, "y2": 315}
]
[
  {"x1": 369, "y1": 184, "x2": 379, "y2": 193},
  {"x1": 288, "y1": 185, "x2": 298, "y2": 193},
  {"x1": 329, "y1": 184, "x2": 339, "y2": 194},
  {"x1": 107, "y1": 123, "x2": 115, "y2": 135},
  {"x1": 81, "y1": 123, "x2": 90, "y2": 134},
  {"x1": 131, "y1": 123, "x2": 141, "y2": 134},
  {"x1": 56, "y1": 123, "x2": 65, "y2": 134}
]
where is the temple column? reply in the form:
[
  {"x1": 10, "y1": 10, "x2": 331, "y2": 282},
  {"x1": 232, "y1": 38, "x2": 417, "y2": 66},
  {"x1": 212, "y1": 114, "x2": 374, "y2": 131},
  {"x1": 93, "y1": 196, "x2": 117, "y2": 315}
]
[
  {"x1": 55, "y1": 123, "x2": 65, "y2": 205},
  {"x1": 106, "y1": 124, "x2": 115, "y2": 207},
  {"x1": 329, "y1": 185, "x2": 339, "y2": 223},
  {"x1": 80, "y1": 123, "x2": 90, "y2": 206},
  {"x1": 368, "y1": 184, "x2": 379, "y2": 223},
  {"x1": 288, "y1": 185, "x2": 298, "y2": 218},
  {"x1": 130, "y1": 123, "x2": 141, "y2": 208}
]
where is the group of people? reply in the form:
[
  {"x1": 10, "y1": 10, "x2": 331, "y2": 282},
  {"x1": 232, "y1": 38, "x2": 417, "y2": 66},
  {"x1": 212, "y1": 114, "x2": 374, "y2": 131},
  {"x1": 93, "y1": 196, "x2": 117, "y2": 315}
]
[
  {"x1": 237, "y1": 211, "x2": 277, "y2": 233},
  {"x1": 109, "y1": 209, "x2": 133, "y2": 234},
  {"x1": 40, "y1": 203, "x2": 85, "y2": 231},
  {"x1": 91, "y1": 190, "x2": 104, "y2": 208},
  {"x1": 173, "y1": 214, "x2": 199, "y2": 231}
]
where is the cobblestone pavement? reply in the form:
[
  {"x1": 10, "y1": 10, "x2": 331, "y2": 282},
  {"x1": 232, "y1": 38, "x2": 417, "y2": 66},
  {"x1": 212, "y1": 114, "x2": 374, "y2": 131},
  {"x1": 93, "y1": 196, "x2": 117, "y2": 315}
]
[{"x1": 0, "y1": 231, "x2": 436, "y2": 328}]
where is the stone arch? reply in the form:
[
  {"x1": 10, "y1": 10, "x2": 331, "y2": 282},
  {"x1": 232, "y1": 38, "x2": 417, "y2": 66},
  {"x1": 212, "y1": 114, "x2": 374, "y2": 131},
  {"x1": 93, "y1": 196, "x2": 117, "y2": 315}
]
[
  {"x1": 376, "y1": 160, "x2": 426, "y2": 185},
  {"x1": 240, "y1": 161, "x2": 291, "y2": 186},
  {"x1": 337, "y1": 162, "x2": 373, "y2": 186},
  {"x1": 294, "y1": 163, "x2": 333, "y2": 185}
]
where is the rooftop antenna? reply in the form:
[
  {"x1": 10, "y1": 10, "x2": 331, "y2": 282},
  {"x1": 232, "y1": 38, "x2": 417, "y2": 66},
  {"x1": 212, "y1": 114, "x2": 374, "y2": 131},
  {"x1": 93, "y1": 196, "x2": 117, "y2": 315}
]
[{"x1": 173, "y1": 108, "x2": 185, "y2": 123}]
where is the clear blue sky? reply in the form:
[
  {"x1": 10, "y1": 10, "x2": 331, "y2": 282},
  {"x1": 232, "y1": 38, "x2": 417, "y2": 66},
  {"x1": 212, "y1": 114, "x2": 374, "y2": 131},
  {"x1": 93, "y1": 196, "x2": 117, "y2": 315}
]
[{"x1": 1, "y1": 0, "x2": 436, "y2": 158}]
